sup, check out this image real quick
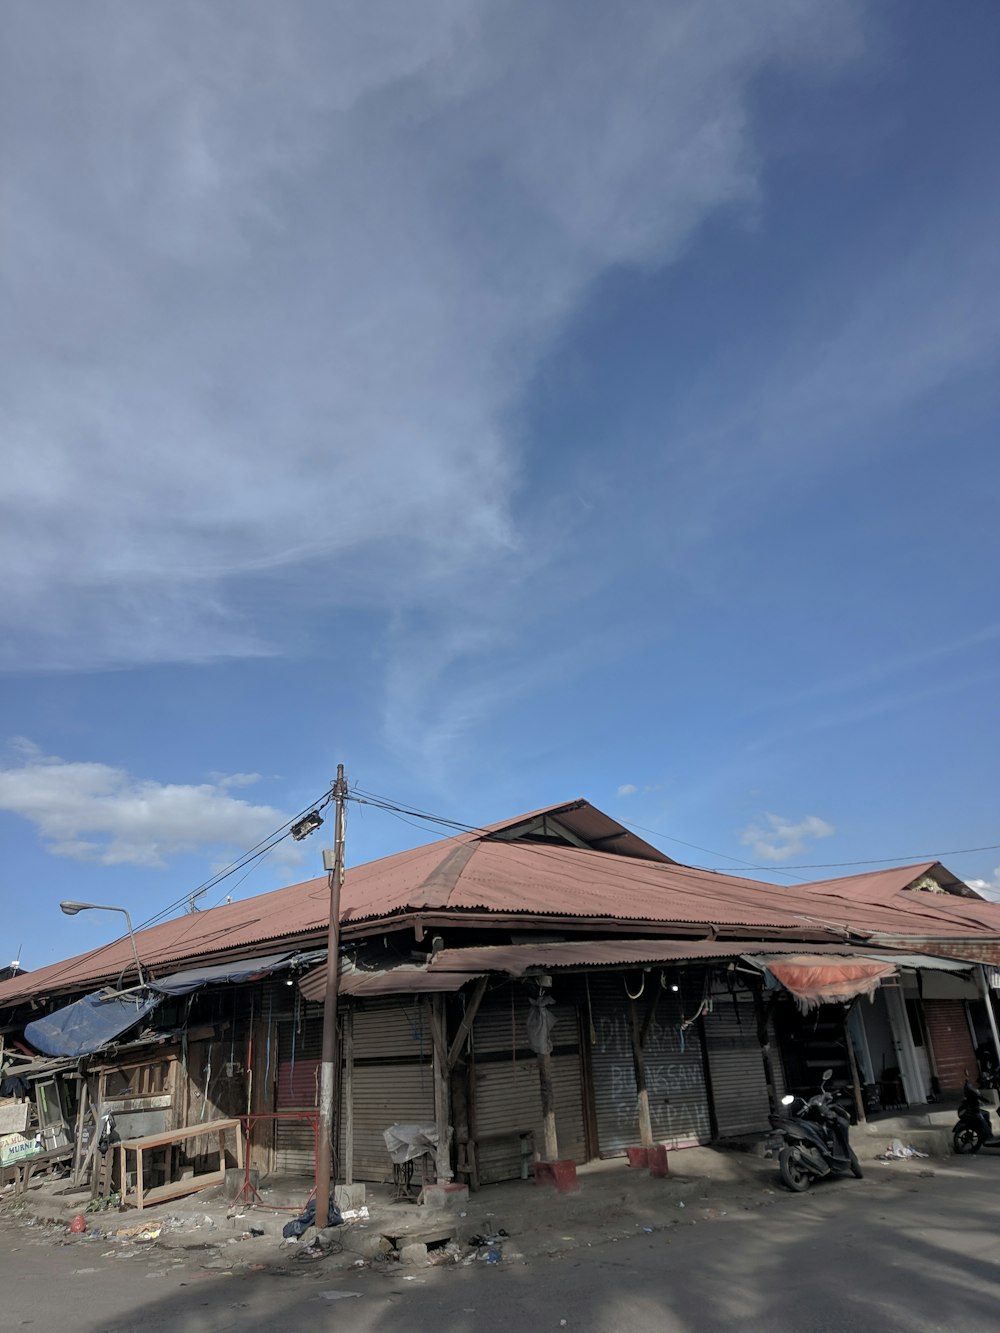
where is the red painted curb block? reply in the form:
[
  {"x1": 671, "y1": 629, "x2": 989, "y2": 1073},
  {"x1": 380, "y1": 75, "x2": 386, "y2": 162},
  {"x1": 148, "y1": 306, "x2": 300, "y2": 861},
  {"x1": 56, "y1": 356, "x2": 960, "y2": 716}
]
[
  {"x1": 627, "y1": 1147, "x2": 650, "y2": 1169},
  {"x1": 648, "y1": 1144, "x2": 669, "y2": 1177},
  {"x1": 534, "y1": 1159, "x2": 578, "y2": 1191}
]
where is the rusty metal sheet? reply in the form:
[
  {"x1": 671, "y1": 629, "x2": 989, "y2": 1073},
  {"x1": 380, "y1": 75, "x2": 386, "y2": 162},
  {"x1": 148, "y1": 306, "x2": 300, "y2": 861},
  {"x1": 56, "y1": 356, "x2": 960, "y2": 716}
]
[
  {"x1": 425, "y1": 938, "x2": 867, "y2": 977},
  {"x1": 297, "y1": 963, "x2": 479, "y2": 1003}
]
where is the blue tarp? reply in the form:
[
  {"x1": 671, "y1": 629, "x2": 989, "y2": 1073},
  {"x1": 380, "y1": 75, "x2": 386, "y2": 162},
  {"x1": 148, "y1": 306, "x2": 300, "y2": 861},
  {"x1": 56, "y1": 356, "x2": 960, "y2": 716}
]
[
  {"x1": 22, "y1": 950, "x2": 325, "y2": 1057},
  {"x1": 147, "y1": 950, "x2": 316, "y2": 996},
  {"x1": 25, "y1": 991, "x2": 162, "y2": 1058}
]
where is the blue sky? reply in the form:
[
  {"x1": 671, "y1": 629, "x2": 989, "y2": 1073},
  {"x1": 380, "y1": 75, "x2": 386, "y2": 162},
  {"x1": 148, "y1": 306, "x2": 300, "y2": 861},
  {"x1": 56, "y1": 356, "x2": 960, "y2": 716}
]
[{"x1": 2, "y1": 1, "x2": 999, "y2": 970}]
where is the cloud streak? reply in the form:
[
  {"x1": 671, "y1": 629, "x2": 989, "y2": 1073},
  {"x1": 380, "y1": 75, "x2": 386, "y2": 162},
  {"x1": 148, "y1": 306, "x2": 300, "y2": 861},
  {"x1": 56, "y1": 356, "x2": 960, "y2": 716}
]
[{"x1": 0, "y1": 0, "x2": 866, "y2": 677}]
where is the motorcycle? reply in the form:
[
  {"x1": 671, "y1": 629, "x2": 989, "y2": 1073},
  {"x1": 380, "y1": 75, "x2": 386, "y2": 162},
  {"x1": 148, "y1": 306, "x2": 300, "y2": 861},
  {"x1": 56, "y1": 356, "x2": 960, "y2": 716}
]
[
  {"x1": 953, "y1": 1080, "x2": 1000, "y2": 1153},
  {"x1": 769, "y1": 1068, "x2": 864, "y2": 1192}
]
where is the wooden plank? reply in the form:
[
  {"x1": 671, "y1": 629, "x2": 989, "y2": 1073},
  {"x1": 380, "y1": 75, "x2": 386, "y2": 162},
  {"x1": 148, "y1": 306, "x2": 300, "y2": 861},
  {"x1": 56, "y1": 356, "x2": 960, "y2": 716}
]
[
  {"x1": 71, "y1": 1078, "x2": 89, "y2": 1187},
  {"x1": 133, "y1": 1167, "x2": 226, "y2": 1208},
  {"x1": 447, "y1": 977, "x2": 489, "y2": 1072},
  {"x1": 117, "y1": 1117, "x2": 240, "y2": 1152}
]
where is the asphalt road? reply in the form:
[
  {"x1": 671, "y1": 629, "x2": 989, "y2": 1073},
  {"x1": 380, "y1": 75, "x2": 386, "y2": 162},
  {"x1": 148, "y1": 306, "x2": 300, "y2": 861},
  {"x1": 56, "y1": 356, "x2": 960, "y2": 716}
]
[{"x1": 4, "y1": 1156, "x2": 1000, "y2": 1333}]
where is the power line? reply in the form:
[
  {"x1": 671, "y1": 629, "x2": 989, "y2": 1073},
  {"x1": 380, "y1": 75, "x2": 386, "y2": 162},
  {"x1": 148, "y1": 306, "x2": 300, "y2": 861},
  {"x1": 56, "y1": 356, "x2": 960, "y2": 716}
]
[
  {"x1": 611, "y1": 815, "x2": 807, "y2": 883},
  {"x1": 704, "y1": 843, "x2": 1000, "y2": 872},
  {"x1": 21, "y1": 785, "x2": 336, "y2": 999}
]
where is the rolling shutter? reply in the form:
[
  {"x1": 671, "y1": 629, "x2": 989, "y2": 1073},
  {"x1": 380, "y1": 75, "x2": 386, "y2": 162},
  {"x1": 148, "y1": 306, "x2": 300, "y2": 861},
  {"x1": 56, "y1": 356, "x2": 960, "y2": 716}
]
[
  {"x1": 273, "y1": 997, "x2": 434, "y2": 1181},
  {"x1": 589, "y1": 974, "x2": 710, "y2": 1154},
  {"x1": 350, "y1": 1000, "x2": 434, "y2": 1182},
  {"x1": 703, "y1": 991, "x2": 772, "y2": 1137},
  {"x1": 471, "y1": 987, "x2": 585, "y2": 1182}
]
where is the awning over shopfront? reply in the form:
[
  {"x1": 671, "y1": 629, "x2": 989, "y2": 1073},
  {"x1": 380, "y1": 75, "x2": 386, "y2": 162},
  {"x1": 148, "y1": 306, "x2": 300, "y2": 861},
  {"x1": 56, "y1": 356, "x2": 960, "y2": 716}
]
[
  {"x1": 24, "y1": 990, "x2": 162, "y2": 1058},
  {"x1": 749, "y1": 954, "x2": 898, "y2": 1012},
  {"x1": 147, "y1": 949, "x2": 324, "y2": 996},
  {"x1": 24, "y1": 950, "x2": 325, "y2": 1058},
  {"x1": 298, "y1": 961, "x2": 480, "y2": 1002}
]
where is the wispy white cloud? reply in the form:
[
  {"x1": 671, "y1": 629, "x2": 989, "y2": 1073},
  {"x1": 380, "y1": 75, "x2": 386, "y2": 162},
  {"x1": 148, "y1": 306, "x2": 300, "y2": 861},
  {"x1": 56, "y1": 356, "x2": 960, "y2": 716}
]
[
  {"x1": 967, "y1": 869, "x2": 1000, "y2": 903},
  {"x1": 741, "y1": 812, "x2": 834, "y2": 861},
  {"x1": 0, "y1": 740, "x2": 302, "y2": 869},
  {"x1": 212, "y1": 772, "x2": 264, "y2": 790},
  {"x1": 617, "y1": 783, "x2": 639, "y2": 797},
  {"x1": 0, "y1": 0, "x2": 865, "y2": 688}
]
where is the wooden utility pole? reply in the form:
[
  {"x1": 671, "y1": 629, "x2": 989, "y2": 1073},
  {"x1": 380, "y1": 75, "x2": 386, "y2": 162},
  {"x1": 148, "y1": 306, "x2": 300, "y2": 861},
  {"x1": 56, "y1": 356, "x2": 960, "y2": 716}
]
[{"x1": 314, "y1": 765, "x2": 347, "y2": 1232}]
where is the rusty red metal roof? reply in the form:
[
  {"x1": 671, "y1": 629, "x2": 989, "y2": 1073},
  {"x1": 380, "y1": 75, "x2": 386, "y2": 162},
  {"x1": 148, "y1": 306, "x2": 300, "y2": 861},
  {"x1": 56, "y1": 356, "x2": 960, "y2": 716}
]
[{"x1": 2, "y1": 803, "x2": 998, "y2": 1008}]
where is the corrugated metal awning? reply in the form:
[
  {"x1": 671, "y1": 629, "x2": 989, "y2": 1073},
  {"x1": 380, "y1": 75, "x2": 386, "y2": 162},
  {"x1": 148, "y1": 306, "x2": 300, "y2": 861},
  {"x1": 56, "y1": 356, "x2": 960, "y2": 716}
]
[
  {"x1": 425, "y1": 939, "x2": 865, "y2": 977},
  {"x1": 298, "y1": 963, "x2": 481, "y2": 1003}
]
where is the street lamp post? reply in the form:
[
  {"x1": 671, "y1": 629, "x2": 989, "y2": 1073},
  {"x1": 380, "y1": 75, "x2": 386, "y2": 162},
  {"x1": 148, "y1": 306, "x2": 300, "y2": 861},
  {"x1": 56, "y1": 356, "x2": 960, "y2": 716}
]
[{"x1": 59, "y1": 901, "x2": 147, "y2": 988}]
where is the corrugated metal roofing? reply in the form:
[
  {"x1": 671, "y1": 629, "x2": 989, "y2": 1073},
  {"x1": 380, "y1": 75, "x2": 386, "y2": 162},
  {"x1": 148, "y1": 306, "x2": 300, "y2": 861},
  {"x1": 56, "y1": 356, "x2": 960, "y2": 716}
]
[
  {"x1": 2, "y1": 800, "x2": 998, "y2": 1008},
  {"x1": 427, "y1": 938, "x2": 868, "y2": 976}
]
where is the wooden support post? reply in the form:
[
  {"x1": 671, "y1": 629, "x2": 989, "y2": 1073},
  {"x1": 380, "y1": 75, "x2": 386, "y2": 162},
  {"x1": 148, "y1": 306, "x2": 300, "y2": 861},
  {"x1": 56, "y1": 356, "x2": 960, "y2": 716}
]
[
  {"x1": 753, "y1": 987, "x2": 778, "y2": 1116},
  {"x1": 72, "y1": 1077, "x2": 90, "y2": 1187},
  {"x1": 466, "y1": 1042, "x2": 480, "y2": 1191},
  {"x1": 343, "y1": 1006, "x2": 354, "y2": 1185},
  {"x1": 844, "y1": 999, "x2": 867, "y2": 1125},
  {"x1": 628, "y1": 996, "x2": 654, "y2": 1148},
  {"x1": 429, "y1": 993, "x2": 453, "y2": 1181},
  {"x1": 451, "y1": 1059, "x2": 471, "y2": 1184},
  {"x1": 537, "y1": 1052, "x2": 560, "y2": 1160}
]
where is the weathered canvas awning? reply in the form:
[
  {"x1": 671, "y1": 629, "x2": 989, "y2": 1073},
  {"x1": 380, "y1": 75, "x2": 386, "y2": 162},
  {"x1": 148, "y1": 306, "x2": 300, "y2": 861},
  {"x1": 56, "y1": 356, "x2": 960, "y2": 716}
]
[
  {"x1": 751, "y1": 954, "x2": 898, "y2": 1012},
  {"x1": 24, "y1": 990, "x2": 162, "y2": 1058},
  {"x1": 148, "y1": 950, "x2": 323, "y2": 996}
]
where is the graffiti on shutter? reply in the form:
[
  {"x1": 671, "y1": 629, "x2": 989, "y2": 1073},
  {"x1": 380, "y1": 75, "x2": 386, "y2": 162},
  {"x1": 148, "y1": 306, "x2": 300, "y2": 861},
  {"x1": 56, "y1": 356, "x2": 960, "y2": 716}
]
[{"x1": 588, "y1": 974, "x2": 710, "y2": 1155}]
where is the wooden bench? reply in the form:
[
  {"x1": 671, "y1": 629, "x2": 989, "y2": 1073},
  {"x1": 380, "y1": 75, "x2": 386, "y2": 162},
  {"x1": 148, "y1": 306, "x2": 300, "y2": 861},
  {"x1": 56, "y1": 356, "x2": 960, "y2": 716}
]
[
  {"x1": 118, "y1": 1118, "x2": 243, "y2": 1211},
  {"x1": 9, "y1": 1145, "x2": 74, "y2": 1197}
]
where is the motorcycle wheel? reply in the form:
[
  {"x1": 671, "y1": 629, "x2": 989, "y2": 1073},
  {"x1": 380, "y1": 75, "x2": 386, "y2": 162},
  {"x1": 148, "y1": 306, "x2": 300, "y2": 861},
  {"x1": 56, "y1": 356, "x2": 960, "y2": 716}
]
[
  {"x1": 779, "y1": 1146, "x2": 811, "y2": 1192},
  {"x1": 848, "y1": 1147, "x2": 864, "y2": 1179},
  {"x1": 954, "y1": 1125, "x2": 983, "y2": 1154}
]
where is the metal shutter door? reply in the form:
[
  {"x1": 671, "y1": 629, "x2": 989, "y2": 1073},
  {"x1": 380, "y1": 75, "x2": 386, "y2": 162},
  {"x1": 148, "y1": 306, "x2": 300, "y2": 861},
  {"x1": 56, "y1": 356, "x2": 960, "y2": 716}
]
[
  {"x1": 589, "y1": 974, "x2": 710, "y2": 1154},
  {"x1": 471, "y1": 989, "x2": 585, "y2": 1182},
  {"x1": 704, "y1": 993, "x2": 771, "y2": 1136},
  {"x1": 350, "y1": 1000, "x2": 434, "y2": 1183},
  {"x1": 273, "y1": 997, "x2": 434, "y2": 1180}
]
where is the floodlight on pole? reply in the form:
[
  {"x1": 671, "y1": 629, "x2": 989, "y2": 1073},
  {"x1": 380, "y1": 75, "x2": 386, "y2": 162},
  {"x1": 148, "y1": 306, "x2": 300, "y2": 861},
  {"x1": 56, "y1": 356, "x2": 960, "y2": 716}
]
[{"x1": 59, "y1": 900, "x2": 147, "y2": 988}]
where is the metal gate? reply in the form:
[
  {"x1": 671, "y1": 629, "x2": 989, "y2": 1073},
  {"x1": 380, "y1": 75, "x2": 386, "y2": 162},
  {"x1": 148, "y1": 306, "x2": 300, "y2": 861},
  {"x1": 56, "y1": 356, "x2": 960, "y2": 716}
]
[
  {"x1": 274, "y1": 1005, "x2": 324, "y2": 1175},
  {"x1": 589, "y1": 973, "x2": 711, "y2": 1154},
  {"x1": 471, "y1": 987, "x2": 586, "y2": 1182}
]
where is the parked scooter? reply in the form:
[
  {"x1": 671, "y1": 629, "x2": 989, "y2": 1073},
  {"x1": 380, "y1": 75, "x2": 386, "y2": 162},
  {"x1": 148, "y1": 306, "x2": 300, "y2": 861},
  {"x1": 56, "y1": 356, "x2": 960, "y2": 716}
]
[
  {"x1": 769, "y1": 1068, "x2": 864, "y2": 1191},
  {"x1": 953, "y1": 1080, "x2": 1000, "y2": 1153}
]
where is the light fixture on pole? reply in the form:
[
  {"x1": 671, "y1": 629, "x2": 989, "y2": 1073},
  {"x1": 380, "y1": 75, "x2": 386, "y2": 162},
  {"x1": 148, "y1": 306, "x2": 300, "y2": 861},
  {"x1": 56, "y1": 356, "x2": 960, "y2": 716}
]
[
  {"x1": 59, "y1": 900, "x2": 147, "y2": 988},
  {"x1": 290, "y1": 810, "x2": 324, "y2": 841}
]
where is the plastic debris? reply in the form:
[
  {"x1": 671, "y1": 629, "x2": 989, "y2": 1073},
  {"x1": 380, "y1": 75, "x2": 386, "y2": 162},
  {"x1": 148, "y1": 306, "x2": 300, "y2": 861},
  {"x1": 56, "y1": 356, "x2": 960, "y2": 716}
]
[{"x1": 879, "y1": 1138, "x2": 929, "y2": 1161}]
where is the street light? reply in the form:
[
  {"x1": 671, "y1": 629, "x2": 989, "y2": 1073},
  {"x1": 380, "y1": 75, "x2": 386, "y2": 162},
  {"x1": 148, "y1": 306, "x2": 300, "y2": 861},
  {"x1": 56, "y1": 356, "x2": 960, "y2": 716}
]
[{"x1": 59, "y1": 901, "x2": 147, "y2": 988}]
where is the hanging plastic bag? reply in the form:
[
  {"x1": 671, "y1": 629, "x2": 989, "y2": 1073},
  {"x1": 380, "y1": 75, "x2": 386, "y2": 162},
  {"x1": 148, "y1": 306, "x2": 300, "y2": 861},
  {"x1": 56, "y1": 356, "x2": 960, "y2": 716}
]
[{"x1": 526, "y1": 992, "x2": 556, "y2": 1056}]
